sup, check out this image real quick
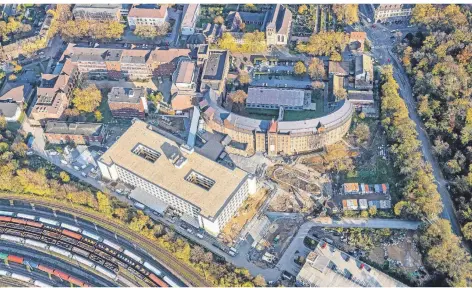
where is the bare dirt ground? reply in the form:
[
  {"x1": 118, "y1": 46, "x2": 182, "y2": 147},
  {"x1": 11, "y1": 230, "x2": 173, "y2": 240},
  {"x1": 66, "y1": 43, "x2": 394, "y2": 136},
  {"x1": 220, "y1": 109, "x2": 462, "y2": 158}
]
[
  {"x1": 268, "y1": 188, "x2": 316, "y2": 214},
  {"x1": 221, "y1": 188, "x2": 269, "y2": 244}
]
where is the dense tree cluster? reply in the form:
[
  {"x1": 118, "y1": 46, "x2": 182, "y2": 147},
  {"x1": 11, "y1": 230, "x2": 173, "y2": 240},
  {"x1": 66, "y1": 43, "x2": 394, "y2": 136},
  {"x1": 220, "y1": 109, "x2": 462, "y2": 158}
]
[
  {"x1": 296, "y1": 31, "x2": 349, "y2": 56},
  {"x1": 133, "y1": 23, "x2": 170, "y2": 39},
  {"x1": 0, "y1": 121, "x2": 265, "y2": 287},
  {"x1": 400, "y1": 4, "x2": 472, "y2": 239},
  {"x1": 419, "y1": 220, "x2": 472, "y2": 286},
  {"x1": 332, "y1": 4, "x2": 359, "y2": 25},
  {"x1": 60, "y1": 19, "x2": 124, "y2": 41},
  {"x1": 0, "y1": 17, "x2": 32, "y2": 42},
  {"x1": 380, "y1": 66, "x2": 442, "y2": 219},
  {"x1": 217, "y1": 32, "x2": 266, "y2": 53},
  {"x1": 72, "y1": 85, "x2": 102, "y2": 113}
]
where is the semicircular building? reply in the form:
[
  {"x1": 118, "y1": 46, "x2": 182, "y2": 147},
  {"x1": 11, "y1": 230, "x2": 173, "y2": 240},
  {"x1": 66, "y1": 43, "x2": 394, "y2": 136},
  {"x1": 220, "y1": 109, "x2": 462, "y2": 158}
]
[{"x1": 200, "y1": 89, "x2": 354, "y2": 156}]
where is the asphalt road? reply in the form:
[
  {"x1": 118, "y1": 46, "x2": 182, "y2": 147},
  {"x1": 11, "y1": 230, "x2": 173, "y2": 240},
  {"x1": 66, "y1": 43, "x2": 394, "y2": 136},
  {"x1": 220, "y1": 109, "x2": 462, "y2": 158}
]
[
  {"x1": 0, "y1": 242, "x2": 114, "y2": 287},
  {"x1": 357, "y1": 15, "x2": 462, "y2": 236},
  {"x1": 0, "y1": 200, "x2": 185, "y2": 287}
]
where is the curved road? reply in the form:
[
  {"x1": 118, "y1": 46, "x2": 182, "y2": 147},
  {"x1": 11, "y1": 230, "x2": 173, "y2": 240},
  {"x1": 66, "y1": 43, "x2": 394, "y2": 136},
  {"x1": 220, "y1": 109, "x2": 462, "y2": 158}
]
[{"x1": 357, "y1": 14, "x2": 461, "y2": 235}]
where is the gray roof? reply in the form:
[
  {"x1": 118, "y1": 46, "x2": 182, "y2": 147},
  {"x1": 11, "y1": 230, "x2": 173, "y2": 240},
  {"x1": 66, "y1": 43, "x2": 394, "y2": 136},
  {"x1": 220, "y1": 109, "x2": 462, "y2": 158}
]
[
  {"x1": 45, "y1": 121, "x2": 103, "y2": 136},
  {"x1": 73, "y1": 4, "x2": 121, "y2": 12},
  {"x1": 0, "y1": 82, "x2": 33, "y2": 103},
  {"x1": 247, "y1": 87, "x2": 305, "y2": 107},
  {"x1": 108, "y1": 87, "x2": 146, "y2": 103},
  {"x1": 202, "y1": 51, "x2": 228, "y2": 81},
  {"x1": 348, "y1": 90, "x2": 374, "y2": 103},
  {"x1": 0, "y1": 102, "x2": 20, "y2": 118}
]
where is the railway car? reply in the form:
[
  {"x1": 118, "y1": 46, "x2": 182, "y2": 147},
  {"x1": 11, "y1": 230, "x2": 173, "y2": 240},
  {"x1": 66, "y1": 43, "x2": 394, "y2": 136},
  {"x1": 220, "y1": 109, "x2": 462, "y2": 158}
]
[
  {"x1": 144, "y1": 262, "x2": 162, "y2": 276},
  {"x1": 33, "y1": 280, "x2": 52, "y2": 287},
  {"x1": 163, "y1": 276, "x2": 179, "y2": 287},
  {"x1": 11, "y1": 218, "x2": 27, "y2": 225},
  {"x1": 7, "y1": 254, "x2": 24, "y2": 264},
  {"x1": 110, "y1": 256, "x2": 128, "y2": 269},
  {"x1": 49, "y1": 246, "x2": 72, "y2": 258},
  {"x1": 25, "y1": 239, "x2": 49, "y2": 249},
  {"x1": 43, "y1": 225, "x2": 62, "y2": 234},
  {"x1": 94, "y1": 249, "x2": 112, "y2": 261},
  {"x1": 42, "y1": 230, "x2": 61, "y2": 238},
  {"x1": 60, "y1": 235, "x2": 78, "y2": 245},
  {"x1": 72, "y1": 247, "x2": 90, "y2": 258},
  {"x1": 38, "y1": 264, "x2": 55, "y2": 274},
  {"x1": 103, "y1": 239, "x2": 123, "y2": 252},
  {"x1": 38, "y1": 218, "x2": 60, "y2": 226},
  {"x1": 81, "y1": 230, "x2": 102, "y2": 242},
  {"x1": 5, "y1": 228, "x2": 23, "y2": 236},
  {"x1": 123, "y1": 249, "x2": 144, "y2": 264},
  {"x1": 103, "y1": 261, "x2": 119, "y2": 273},
  {"x1": 56, "y1": 241, "x2": 72, "y2": 250},
  {"x1": 81, "y1": 237, "x2": 97, "y2": 246},
  {"x1": 1, "y1": 234, "x2": 24, "y2": 244},
  {"x1": 0, "y1": 269, "x2": 10, "y2": 276},
  {"x1": 62, "y1": 229, "x2": 82, "y2": 240},
  {"x1": 61, "y1": 223, "x2": 82, "y2": 233},
  {"x1": 76, "y1": 241, "x2": 95, "y2": 252},
  {"x1": 0, "y1": 216, "x2": 12, "y2": 222},
  {"x1": 23, "y1": 232, "x2": 42, "y2": 240},
  {"x1": 72, "y1": 255, "x2": 96, "y2": 268},
  {"x1": 149, "y1": 273, "x2": 168, "y2": 287},
  {"x1": 24, "y1": 225, "x2": 43, "y2": 234},
  {"x1": 24, "y1": 260, "x2": 39, "y2": 269},
  {"x1": 53, "y1": 269, "x2": 70, "y2": 281},
  {"x1": 116, "y1": 253, "x2": 136, "y2": 267},
  {"x1": 127, "y1": 266, "x2": 145, "y2": 280},
  {"x1": 16, "y1": 213, "x2": 36, "y2": 220},
  {"x1": 40, "y1": 236, "x2": 57, "y2": 245},
  {"x1": 97, "y1": 242, "x2": 118, "y2": 256},
  {"x1": 117, "y1": 275, "x2": 136, "y2": 287},
  {"x1": 0, "y1": 211, "x2": 14, "y2": 216},
  {"x1": 95, "y1": 265, "x2": 117, "y2": 280},
  {"x1": 25, "y1": 220, "x2": 43, "y2": 228},
  {"x1": 89, "y1": 254, "x2": 105, "y2": 265},
  {"x1": 68, "y1": 276, "x2": 85, "y2": 287},
  {"x1": 0, "y1": 253, "x2": 8, "y2": 260},
  {"x1": 11, "y1": 273, "x2": 32, "y2": 283}
]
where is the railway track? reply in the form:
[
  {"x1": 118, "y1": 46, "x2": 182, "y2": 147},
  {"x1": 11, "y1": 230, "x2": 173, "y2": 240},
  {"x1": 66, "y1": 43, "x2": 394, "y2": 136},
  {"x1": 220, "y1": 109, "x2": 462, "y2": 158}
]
[
  {"x1": 0, "y1": 194, "x2": 211, "y2": 287},
  {"x1": 0, "y1": 276, "x2": 28, "y2": 287}
]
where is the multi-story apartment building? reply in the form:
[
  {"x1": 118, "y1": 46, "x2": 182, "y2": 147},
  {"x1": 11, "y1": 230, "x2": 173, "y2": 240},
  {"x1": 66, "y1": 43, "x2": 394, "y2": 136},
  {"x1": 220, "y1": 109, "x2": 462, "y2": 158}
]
[
  {"x1": 107, "y1": 87, "x2": 147, "y2": 119},
  {"x1": 181, "y1": 4, "x2": 200, "y2": 36},
  {"x1": 127, "y1": 4, "x2": 168, "y2": 29},
  {"x1": 201, "y1": 89, "x2": 353, "y2": 156},
  {"x1": 72, "y1": 4, "x2": 122, "y2": 21},
  {"x1": 373, "y1": 4, "x2": 414, "y2": 23},
  {"x1": 44, "y1": 121, "x2": 105, "y2": 145},
  {"x1": 31, "y1": 59, "x2": 80, "y2": 123},
  {"x1": 98, "y1": 120, "x2": 256, "y2": 236}
]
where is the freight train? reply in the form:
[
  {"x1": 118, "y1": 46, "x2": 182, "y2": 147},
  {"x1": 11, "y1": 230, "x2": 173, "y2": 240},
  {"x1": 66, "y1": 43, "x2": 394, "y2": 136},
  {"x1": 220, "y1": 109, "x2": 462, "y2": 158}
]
[{"x1": 0, "y1": 211, "x2": 178, "y2": 287}]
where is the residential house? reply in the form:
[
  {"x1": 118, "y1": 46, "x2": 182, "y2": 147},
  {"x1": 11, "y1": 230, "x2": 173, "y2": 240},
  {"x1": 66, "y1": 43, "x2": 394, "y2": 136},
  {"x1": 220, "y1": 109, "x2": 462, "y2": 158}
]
[
  {"x1": 44, "y1": 121, "x2": 105, "y2": 145},
  {"x1": 354, "y1": 54, "x2": 373, "y2": 90},
  {"x1": 171, "y1": 59, "x2": 198, "y2": 111},
  {"x1": 349, "y1": 32, "x2": 367, "y2": 52},
  {"x1": 374, "y1": 4, "x2": 414, "y2": 23},
  {"x1": 347, "y1": 90, "x2": 374, "y2": 109},
  {"x1": 31, "y1": 60, "x2": 80, "y2": 123},
  {"x1": 107, "y1": 87, "x2": 147, "y2": 119},
  {"x1": 72, "y1": 4, "x2": 122, "y2": 21},
  {"x1": 200, "y1": 50, "x2": 230, "y2": 95},
  {"x1": 181, "y1": 4, "x2": 200, "y2": 36},
  {"x1": 0, "y1": 102, "x2": 21, "y2": 122},
  {"x1": 127, "y1": 4, "x2": 168, "y2": 29},
  {"x1": 0, "y1": 81, "x2": 34, "y2": 105}
]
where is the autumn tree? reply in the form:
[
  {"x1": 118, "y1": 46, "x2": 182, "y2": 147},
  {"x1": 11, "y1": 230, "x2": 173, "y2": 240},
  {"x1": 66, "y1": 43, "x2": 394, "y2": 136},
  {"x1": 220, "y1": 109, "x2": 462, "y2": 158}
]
[
  {"x1": 214, "y1": 16, "x2": 224, "y2": 25},
  {"x1": 59, "y1": 171, "x2": 70, "y2": 183},
  {"x1": 0, "y1": 116, "x2": 6, "y2": 130},
  {"x1": 308, "y1": 58, "x2": 325, "y2": 79},
  {"x1": 353, "y1": 123, "x2": 370, "y2": 144},
  {"x1": 294, "y1": 61, "x2": 307, "y2": 75},
  {"x1": 229, "y1": 90, "x2": 247, "y2": 104},
  {"x1": 298, "y1": 5, "x2": 308, "y2": 14},
  {"x1": 238, "y1": 72, "x2": 251, "y2": 85},
  {"x1": 134, "y1": 25, "x2": 158, "y2": 39},
  {"x1": 72, "y1": 85, "x2": 102, "y2": 113},
  {"x1": 334, "y1": 87, "x2": 347, "y2": 100},
  {"x1": 94, "y1": 111, "x2": 103, "y2": 122},
  {"x1": 218, "y1": 33, "x2": 237, "y2": 51},
  {"x1": 297, "y1": 31, "x2": 349, "y2": 56},
  {"x1": 147, "y1": 91, "x2": 163, "y2": 106},
  {"x1": 97, "y1": 192, "x2": 113, "y2": 215},
  {"x1": 332, "y1": 4, "x2": 359, "y2": 25},
  {"x1": 242, "y1": 31, "x2": 266, "y2": 53}
]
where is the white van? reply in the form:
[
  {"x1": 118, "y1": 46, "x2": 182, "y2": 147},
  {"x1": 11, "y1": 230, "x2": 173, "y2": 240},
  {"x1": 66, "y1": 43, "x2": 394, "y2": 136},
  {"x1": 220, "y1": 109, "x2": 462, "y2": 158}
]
[{"x1": 134, "y1": 202, "x2": 145, "y2": 210}]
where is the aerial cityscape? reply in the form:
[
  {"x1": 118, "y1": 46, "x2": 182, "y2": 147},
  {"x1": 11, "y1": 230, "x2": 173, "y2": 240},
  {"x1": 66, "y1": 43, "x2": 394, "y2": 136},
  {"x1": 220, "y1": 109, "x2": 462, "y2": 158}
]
[{"x1": 0, "y1": 2, "x2": 471, "y2": 287}]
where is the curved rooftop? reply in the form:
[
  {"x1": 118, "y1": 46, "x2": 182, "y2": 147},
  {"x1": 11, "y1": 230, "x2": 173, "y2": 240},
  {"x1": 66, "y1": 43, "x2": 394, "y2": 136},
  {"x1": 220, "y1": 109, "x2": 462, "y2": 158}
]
[{"x1": 201, "y1": 89, "x2": 353, "y2": 135}]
